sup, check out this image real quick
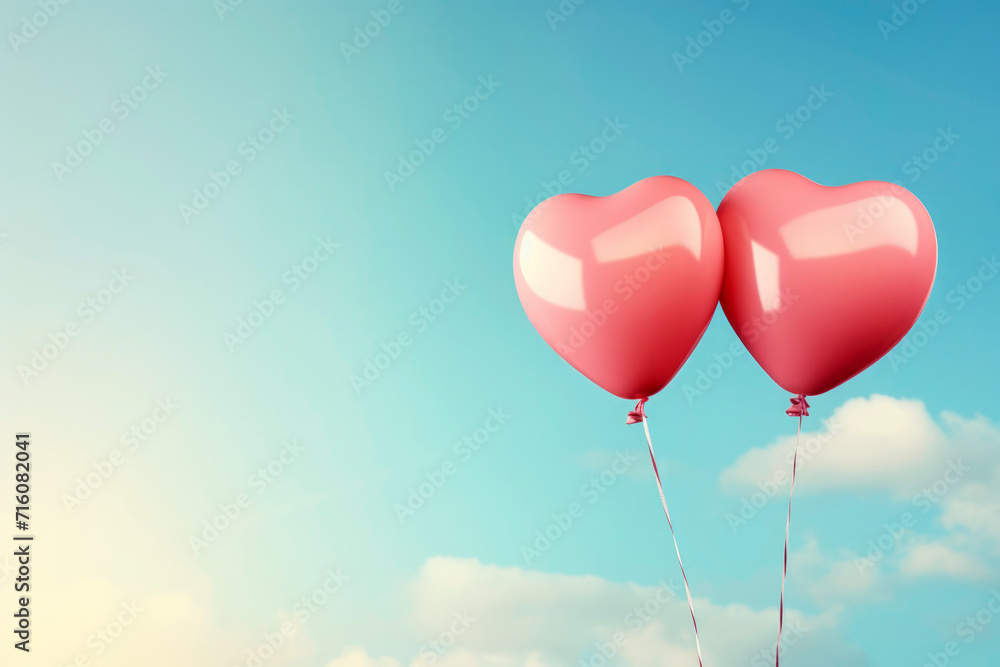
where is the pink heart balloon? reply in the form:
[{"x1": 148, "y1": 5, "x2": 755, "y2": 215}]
[
  {"x1": 718, "y1": 169, "x2": 937, "y2": 396},
  {"x1": 513, "y1": 176, "x2": 724, "y2": 400}
]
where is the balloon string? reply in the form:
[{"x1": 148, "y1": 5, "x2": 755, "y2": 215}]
[
  {"x1": 776, "y1": 394, "x2": 808, "y2": 667},
  {"x1": 629, "y1": 399, "x2": 705, "y2": 667}
]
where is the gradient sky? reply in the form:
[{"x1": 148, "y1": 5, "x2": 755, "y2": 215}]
[{"x1": 1, "y1": 0, "x2": 998, "y2": 665}]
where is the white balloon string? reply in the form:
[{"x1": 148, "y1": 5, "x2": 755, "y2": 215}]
[
  {"x1": 775, "y1": 412, "x2": 803, "y2": 667},
  {"x1": 639, "y1": 409, "x2": 705, "y2": 667}
]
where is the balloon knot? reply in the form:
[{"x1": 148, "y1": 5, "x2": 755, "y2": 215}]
[
  {"x1": 626, "y1": 398, "x2": 648, "y2": 425},
  {"x1": 786, "y1": 394, "x2": 810, "y2": 417}
]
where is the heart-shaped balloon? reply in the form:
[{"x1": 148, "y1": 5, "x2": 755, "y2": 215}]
[
  {"x1": 513, "y1": 176, "x2": 724, "y2": 400},
  {"x1": 718, "y1": 169, "x2": 937, "y2": 396}
]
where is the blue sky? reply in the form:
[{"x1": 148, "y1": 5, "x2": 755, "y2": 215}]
[{"x1": 0, "y1": 0, "x2": 998, "y2": 665}]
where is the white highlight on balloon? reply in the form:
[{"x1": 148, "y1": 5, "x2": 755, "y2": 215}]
[
  {"x1": 591, "y1": 196, "x2": 702, "y2": 263},
  {"x1": 518, "y1": 231, "x2": 586, "y2": 311},
  {"x1": 751, "y1": 241, "x2": 783, "y2": 314},
  {"x1": 780, "y1": 196, "x2": 918, "y2": 259}
]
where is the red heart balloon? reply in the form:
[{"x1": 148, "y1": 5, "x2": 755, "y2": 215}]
[
  {"x1": 513, "y1": 176, "x2": 724, "y2": 400},
  {"x1": 718, "y1": 169, "x2": 937, "y2": 396}
]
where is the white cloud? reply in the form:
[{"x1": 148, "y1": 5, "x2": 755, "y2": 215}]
[
  {"x1": 789, "y1": 538, "x2": 887, "y2": 605},
  {"x1": 899, "y1": 541, "x2": 993, "y2": 581},
  {"x1": 326, "y1": 647, "x2": 558, "y2": 667},
  {"x1": 940, "y1": 465, "x2": 1000, "y2": 548},
  {"x1": 25, "y1": 536, "x2": 242, "y2": 667},
  {"x1": 721, "y1": 395, "x2": 1000, "y2": 587},
  {"x1": 326, "y1": 647, "x2": 401, "y2": 667},
  {"x1": 720, "y1": 394, "x2": 1000, "y2": 499},
  {"x1": 784, "y1": 534, "x2": 993, "y2": 610},
  {"x1": 17, "y1": 423, "x2": 245, "y2": 667},
  {"x1": 326, "y1": 556, "x2": 863, "y2": 666}
]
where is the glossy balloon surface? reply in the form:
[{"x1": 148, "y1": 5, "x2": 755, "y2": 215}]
[
  {"x1": 718, "y1": 169, "x2": 937, "y2": 396},
  {"x1": 514, "y1": 176, "x2": 724, "y2": 400}
]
